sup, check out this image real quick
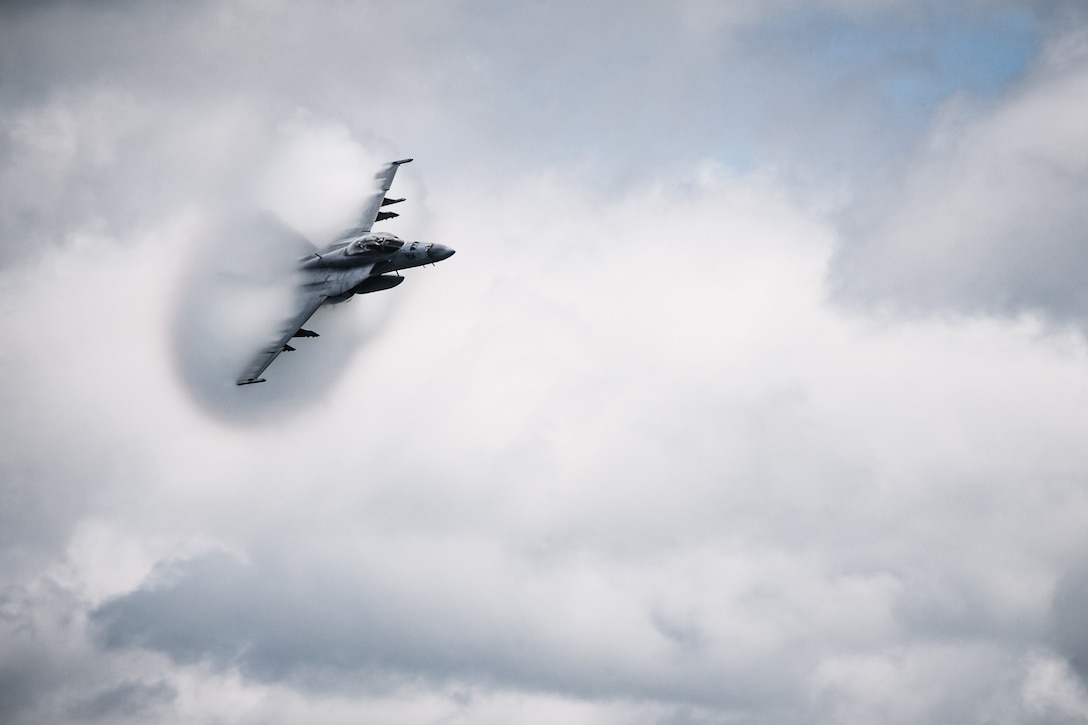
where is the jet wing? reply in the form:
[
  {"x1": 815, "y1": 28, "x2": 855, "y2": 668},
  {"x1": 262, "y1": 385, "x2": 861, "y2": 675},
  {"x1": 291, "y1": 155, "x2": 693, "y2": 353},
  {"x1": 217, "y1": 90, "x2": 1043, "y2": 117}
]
[
  {"x1": 236, "y1": 290, "x2": 328, "y2": 385},
  {"x1": 357, "y1": 158, "x2": 412, "y2": 233},
  {"x1": 326, "y1": 159, "x2": 413, "y2": 247}
]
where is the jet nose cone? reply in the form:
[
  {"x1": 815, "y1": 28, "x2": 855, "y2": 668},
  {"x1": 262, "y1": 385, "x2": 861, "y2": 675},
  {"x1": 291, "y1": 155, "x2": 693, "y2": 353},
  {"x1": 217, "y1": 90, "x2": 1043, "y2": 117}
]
[{"x1": 428, "y1": 244, "x2": 456, "y2": 262}]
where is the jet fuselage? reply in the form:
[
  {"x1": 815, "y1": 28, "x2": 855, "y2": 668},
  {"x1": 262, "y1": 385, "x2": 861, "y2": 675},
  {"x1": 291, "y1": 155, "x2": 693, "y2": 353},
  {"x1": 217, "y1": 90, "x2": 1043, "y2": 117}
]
[{"x1": 299, "y1": 232, "x2": 455, "y2": 300}]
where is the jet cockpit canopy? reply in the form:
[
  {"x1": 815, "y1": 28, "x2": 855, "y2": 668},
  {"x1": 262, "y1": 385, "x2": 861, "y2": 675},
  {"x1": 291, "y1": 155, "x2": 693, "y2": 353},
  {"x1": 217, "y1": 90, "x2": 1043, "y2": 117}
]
[{"x1": 348, "y1": 233, "x2": 405, "y2": 255}]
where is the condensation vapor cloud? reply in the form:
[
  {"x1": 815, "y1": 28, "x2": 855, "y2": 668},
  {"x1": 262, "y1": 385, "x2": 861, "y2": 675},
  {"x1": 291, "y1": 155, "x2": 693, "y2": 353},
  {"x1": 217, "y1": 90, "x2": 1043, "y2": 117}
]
[{"x1": 170, "y1": 116, "x2": 403, "y2": 421}]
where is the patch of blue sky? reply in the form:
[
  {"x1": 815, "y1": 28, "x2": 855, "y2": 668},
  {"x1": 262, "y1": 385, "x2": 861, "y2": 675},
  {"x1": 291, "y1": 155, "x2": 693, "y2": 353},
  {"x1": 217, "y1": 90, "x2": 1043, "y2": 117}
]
[
  {"x1": 695, "y1": 5, "x2": 1041, "y2": 175},
  {"x1": 468, "y1": 4, "x2": 1040, "y2": 183},
  {"x1": 937, "y1": 8, "x2": 1038, "y2": 92},
  {"x1": 795, "y1": 6, "x2": 1038, "y2": 116}
]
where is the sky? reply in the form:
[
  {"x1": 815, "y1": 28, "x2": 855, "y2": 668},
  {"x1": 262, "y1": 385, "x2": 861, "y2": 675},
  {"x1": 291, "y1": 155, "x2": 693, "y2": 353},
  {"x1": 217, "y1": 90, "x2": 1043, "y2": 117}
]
[{"x1": 3, "y1": 1, "x2": 1088, "y2": 723}]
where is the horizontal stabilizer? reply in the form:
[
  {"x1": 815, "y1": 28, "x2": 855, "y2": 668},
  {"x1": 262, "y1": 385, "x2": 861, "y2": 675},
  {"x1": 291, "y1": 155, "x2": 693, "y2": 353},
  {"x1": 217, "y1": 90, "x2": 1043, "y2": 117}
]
[
  {"x1": 237, "y1": 378, "x2": 266, "y2": 386},
  {"x1": 376, "y1": 211, "x2": 399, "y2": 222},
  {"x1": 293, "y1": 328, "x2": 319, "y2": 338},
  {"x1": 282, "y1": 344, "x2": 296, "y2": 352},
  {"x1": 381, "y1": 197, "x2": 405, "y2": 207}
]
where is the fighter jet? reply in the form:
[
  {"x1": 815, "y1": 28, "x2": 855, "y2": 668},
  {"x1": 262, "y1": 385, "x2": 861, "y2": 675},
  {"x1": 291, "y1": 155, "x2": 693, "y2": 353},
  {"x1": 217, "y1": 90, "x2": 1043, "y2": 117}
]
[{"x1": 237, "y1": 158, "x2": 454, "y2": 385}]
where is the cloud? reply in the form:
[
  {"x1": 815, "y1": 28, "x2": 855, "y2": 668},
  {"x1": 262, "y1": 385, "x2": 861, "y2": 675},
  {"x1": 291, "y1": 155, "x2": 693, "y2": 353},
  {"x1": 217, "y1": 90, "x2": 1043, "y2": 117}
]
[
  {"x1": 831, "y1": 28, "x2": 1088, "y2": 329},
  {"x1": 1050, "y1": 556, "x2": 1088, "y2": 685},
  {"x1": 5, "y1": 1, "x2": 1088, "y2": 724},
  {"x1": 1, "y1": 162, "x2": 1082, "y2": 722},
  {"x1": 69, "y1": 680, "x2": 176, "y2": 721}
]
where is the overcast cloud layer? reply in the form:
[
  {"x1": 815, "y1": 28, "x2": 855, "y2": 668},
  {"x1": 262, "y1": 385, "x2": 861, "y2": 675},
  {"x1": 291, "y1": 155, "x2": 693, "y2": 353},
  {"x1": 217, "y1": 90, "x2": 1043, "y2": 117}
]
[{"x1": 4, "y1": 2, "x2": 1088, "y2": 723}]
